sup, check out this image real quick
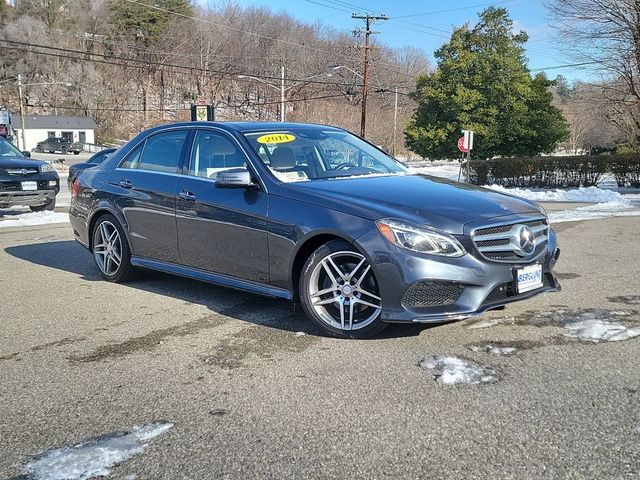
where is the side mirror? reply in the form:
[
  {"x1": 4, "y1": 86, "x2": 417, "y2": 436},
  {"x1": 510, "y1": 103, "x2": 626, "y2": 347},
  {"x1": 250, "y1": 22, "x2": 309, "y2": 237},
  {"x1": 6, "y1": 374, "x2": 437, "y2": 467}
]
[
  {"x1": 215, "y1": 168, "x2": 257, "y2": 189},
  {"x1": 22, "y1": 151, "x2": 31, "y2": 158}
]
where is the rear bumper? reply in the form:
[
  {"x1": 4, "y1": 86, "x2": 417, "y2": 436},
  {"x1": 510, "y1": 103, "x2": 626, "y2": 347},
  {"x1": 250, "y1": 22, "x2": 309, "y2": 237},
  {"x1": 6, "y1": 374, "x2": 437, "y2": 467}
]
[{"x1": 355, "y1": 226, "x2": 561, "y2": 324}]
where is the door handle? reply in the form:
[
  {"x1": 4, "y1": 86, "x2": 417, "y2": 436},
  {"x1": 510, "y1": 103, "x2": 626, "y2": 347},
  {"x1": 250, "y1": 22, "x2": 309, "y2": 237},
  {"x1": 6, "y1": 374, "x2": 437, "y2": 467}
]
[
  {"x1": 179, "y1": 190, "x2": 196, "y2": 201},
  {"x1": 119, "y1": 179, "x2": 133, "y2": 189}
]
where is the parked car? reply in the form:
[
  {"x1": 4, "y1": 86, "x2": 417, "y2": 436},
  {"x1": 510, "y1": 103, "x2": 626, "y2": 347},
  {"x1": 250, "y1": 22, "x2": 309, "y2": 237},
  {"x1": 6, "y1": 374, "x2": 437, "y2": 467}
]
[
  {"x1": 0, "y1": 137, "x2": 59, "y2": 211},
  {"x1": 67, "y1": 148, "x2": 117, "y2": 188},
  {"x1": 35, "y1": 137, "x2": 83, "y2": 155},
  {"x1": 69, "y1": 122, "x2": 560, "y2": 338}
]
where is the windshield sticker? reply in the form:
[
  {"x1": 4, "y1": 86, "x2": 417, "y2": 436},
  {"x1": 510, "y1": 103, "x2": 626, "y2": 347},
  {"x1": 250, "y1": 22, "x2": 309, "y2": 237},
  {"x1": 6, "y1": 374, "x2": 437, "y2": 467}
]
[{"x1": 256, "y1": 133, "x2": 296, "y2": 144}]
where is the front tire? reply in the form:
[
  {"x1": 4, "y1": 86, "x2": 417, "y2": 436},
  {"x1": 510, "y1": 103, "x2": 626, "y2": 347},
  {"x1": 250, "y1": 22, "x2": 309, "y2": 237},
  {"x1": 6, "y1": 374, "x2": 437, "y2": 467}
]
[
  {"x1": 299, "y1": 240, "x2": 386, "y2": 339},
  {"x1": 92, "y1": 214, "x2": 135, "y2": 282},
  {"x1": 30, "y1": 198, "x2": 55, "y2": 212}
]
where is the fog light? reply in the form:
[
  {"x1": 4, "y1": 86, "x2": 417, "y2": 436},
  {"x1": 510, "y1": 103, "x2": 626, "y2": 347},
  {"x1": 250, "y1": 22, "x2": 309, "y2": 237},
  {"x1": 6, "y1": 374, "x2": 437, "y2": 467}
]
[{"x1": 48, "y1": 180, "x2": 57, "y2": 187}]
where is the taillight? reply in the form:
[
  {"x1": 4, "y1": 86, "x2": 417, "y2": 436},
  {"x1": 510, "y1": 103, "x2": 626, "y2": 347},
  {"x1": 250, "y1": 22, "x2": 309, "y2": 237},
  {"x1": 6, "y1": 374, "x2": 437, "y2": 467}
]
[{"x1": 71, "y1": 178, "x2": 81, "y2": 198}]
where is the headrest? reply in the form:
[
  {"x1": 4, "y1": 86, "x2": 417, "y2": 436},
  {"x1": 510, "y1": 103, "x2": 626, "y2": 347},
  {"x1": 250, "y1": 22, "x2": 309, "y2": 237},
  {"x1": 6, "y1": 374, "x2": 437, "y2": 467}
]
[
  {"x1": 270, "y1": 147, "x2": 296, "y2": 170},
  {"x1": 201, "y1": 134, "x2": 236, "y2": 156}
]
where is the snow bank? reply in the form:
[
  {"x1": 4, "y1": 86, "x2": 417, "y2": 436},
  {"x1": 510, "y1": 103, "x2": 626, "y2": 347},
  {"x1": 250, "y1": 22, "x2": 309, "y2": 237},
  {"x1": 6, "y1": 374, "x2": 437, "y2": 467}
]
[
  {"x1": 407, "y1": 163, "x2": 462, "y2": 181},
  {"x1": 486, "y1": 185, "x2": 625, "y2": 203},
  {"x1": 549, "y1": 201, "x2": 640, "y2": 223},
  {"x1": 418, "y1": 355, "x2": 497, "y2": 385},
  {"x1": 22, "y1": 422, "x2": 173, "y2": 480},
  {"x1": 0, "y1": 211, "x2": 69, "y2": 228},
  {"x1": 563, "y1": 320, "x2": 640, "y2": 342}
]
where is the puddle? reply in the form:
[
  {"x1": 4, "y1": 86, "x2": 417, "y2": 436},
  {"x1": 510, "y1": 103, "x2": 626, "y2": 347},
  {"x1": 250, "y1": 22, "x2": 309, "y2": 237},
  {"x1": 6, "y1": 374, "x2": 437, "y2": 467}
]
[
  {"x1": 418, "y1": 355, "x2": 498, "y2": 385},
  {"x1": 555, "y1": 272, "x2": 581, "y2": 280},
  {"x1": 18, "y1": 422, "x2": 172, "y2": 480},
  {"x1": 608, "y1": 295, "x2": 640, "y2": 306},
  {"x1": 201, "y1": 316, "x2": 318, "y2": 369}
]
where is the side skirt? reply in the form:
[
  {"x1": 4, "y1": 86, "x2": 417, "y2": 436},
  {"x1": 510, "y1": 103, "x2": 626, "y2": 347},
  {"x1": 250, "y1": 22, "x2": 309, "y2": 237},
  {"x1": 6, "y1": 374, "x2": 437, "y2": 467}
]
[{"x1": 130, "y1": 256, "x2": 292, "y2": 300}]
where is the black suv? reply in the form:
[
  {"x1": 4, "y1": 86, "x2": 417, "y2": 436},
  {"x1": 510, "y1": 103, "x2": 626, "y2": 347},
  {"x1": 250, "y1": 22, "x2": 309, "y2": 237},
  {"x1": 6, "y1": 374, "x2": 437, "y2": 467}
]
[
  {"x1": 0, "y1": 137, "x2": 60, "y2": 211},
  {"x1": 35, "y1": 137, "x2": 83, "y2": 155}
]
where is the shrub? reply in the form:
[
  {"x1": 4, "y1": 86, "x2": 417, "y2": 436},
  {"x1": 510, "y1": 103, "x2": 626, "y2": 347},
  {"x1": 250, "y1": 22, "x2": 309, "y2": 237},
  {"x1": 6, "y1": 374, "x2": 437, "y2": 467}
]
[{"x1": 469, "y1": 154, "x2": 640, "y2": 188}]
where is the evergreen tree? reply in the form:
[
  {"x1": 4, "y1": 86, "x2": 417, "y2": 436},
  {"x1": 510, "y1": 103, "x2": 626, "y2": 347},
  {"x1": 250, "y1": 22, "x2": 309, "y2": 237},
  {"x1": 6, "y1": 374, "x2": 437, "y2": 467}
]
[{"x1": 405, "y1": 7, "x2": 568, "y2": 159}]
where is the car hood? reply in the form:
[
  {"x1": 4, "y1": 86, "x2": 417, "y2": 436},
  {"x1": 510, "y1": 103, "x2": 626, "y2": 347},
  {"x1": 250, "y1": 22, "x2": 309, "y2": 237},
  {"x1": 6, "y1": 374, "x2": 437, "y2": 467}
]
[
  {"x1": 280, "y1": 174, "x2": 543, "y2": 234},
  {"x1": 0, "y1": 156, "x2": 47, "y2": 169}
]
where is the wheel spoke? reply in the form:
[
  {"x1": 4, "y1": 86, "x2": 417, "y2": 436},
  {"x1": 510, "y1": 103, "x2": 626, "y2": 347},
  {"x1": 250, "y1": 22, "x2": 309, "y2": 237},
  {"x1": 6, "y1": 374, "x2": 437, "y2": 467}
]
[
  {"x1": 313, "y1": 296, "x2": 340, "y2": 306},
  {"x1": 357, "y1": 287, "x2": 381, "y2": 301},
  {"x1": 310, "y1": 286, "x2": 338, "y2": 298},
  {"x1": 338, "y1": 297, "x2": 345, "y2": 329},
  {"x1": 348, "y1": 299, "x2": 355, "y2": 330},
  {"x1": 93, "y1": 244, "x2": 108, "y2": 253},
  {"x1": 354, "y1": 265, "x2": 371, "y2": 287},
  {"x1": 346, "y1": 257, "x2": 366, "y2": 281},
  {"x1": 320, "y1": 259, "x2": 339, "y2": 284},
  {"x1": 326, "y1": 256, "x2": 346, "y2": 281},
  {"x1": 352, "y1": 296, "x2": 381, "y2": 310},
  {"x1": 100, "y1": 223, "x2": 110, "y2": 243},
  {"x1": 102, "y1": 252, "x2": 109, "y2": 273},
  {"x1": 111, "y1": 253, "x2": 121, "y2": 267},
  {"x1": 108, "y1": 229, "x2": 118, "y2": 243}
]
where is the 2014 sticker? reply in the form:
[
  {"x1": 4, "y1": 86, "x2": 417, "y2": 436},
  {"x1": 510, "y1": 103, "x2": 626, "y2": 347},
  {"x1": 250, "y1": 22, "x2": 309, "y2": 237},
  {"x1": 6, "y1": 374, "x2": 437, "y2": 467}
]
[{"x1": 256, "y1": 133, "x2": 296, "y2": 144}]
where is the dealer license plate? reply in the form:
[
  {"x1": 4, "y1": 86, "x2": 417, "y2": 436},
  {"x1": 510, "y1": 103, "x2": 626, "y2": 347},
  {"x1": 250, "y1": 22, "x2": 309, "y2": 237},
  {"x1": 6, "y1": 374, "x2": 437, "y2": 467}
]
[
  {"x1": 516, "y1": 264, "x2": 543, "y2": 293},
  {"x1": 21, "y1": 181, "x2": 37, "y2": 191}
]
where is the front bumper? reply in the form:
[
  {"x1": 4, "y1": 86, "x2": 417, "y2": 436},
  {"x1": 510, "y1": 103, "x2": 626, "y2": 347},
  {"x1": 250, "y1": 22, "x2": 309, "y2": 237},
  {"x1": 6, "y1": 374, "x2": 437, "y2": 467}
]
[
  {"x1": 0, "y1": 175, "x2": 60, "y2": 207},
  {"x1": 355, "y1": 226, "x2": 561, "y2": 324}
]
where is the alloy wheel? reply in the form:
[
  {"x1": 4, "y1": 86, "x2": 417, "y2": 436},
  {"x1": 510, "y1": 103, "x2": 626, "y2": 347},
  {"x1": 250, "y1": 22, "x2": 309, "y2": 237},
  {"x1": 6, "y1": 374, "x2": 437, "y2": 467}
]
[
  {"x1": 93, "y1": 220, "x2": 123, "y2": 276},
  {"x1": 308, "y1": 251, "x2": 382, "y2": 331}
]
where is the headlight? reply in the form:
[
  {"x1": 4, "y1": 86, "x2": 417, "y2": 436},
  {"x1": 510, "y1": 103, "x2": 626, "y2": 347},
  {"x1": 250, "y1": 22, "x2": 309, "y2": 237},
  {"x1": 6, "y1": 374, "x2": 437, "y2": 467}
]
[
  {"x1": 376, "y1": 219, "x2": 466, "y2": 257},
  {"x1": 40, "y1": 163, "x2": 55, "y2": 173}
]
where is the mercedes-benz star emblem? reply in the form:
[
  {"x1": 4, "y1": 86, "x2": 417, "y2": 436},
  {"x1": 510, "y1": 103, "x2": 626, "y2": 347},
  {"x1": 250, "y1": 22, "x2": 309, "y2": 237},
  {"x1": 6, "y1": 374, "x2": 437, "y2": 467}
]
[{"x1": 515, "y1": 225, "x2": 536, "y2": 256}]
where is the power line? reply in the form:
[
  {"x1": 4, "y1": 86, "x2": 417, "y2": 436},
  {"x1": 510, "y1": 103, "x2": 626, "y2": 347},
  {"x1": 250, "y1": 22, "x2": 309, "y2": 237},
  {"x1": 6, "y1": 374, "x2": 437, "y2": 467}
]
[{"x1": 392, "y1": 0, "x2": 518, "y2": 19}]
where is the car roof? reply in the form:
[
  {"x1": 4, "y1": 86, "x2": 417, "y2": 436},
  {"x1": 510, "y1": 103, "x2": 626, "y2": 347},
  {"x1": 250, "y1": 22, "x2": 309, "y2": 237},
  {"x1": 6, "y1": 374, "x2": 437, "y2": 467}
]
[{"x1": 147, "y1": 121, "x2": 344, "y2": 135}]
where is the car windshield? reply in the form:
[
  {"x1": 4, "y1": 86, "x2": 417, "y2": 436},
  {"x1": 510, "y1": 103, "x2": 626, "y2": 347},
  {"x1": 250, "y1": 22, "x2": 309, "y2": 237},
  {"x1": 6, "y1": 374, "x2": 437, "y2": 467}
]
[
  {"x1": 243, "y1": 128, "x2": 406, "y2": 182},
  {"x1": 0, "y1": 138, "x2": 24, "y2": 157}
]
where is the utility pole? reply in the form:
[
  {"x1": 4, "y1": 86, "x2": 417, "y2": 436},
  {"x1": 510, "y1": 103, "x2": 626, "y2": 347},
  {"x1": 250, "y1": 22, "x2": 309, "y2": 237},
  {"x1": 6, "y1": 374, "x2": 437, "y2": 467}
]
[
  {"x1": 280, "y1": 65, "x2": 285, "y2": 122},
  {"x1": 352, "y1": 13, "x2": 388, "y2": 138},
  {"x1": 17, "y1": 74, "x2": 26, "y2": 151},
  {"x1": 392, "y1": 85, "x2": 398, "y2": 156}
]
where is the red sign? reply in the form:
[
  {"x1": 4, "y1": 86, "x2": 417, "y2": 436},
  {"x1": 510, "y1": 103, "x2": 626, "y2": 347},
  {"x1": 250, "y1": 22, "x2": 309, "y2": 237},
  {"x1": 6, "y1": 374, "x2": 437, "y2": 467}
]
[{"x1": 457, "y1": 136, "x2": 468, "y2": 153}]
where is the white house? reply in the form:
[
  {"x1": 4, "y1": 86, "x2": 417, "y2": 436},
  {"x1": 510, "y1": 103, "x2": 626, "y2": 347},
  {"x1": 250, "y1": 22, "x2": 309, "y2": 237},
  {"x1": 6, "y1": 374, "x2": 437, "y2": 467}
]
[{"x1": 10, "y1": 114, "x2": 97, "y2": 151}]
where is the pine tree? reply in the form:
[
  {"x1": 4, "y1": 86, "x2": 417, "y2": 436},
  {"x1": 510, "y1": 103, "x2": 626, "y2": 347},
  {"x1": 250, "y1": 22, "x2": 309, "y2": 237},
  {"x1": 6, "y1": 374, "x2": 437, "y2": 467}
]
[{"x1": 405, "y1": 7, "x2": 568, "y2": 159}]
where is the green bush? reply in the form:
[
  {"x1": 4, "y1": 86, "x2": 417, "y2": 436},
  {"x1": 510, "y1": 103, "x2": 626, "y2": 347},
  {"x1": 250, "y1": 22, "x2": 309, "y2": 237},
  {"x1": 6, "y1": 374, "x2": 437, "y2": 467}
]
[{"x1": 469, "y1": 154, "x2": 640, "y2": 188}]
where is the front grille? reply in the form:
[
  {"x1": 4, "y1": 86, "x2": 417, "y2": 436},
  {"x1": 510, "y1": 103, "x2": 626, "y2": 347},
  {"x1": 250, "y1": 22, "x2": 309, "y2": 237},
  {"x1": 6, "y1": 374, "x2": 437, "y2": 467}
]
[
  {"x1": 482, "y1": 274, "x2": 553, "y2": 306},
  {"x1": 402, "y1": 281, "x2": 464, "y2": 308},
  {"x1": 5, "y1": 168, "x2": 39, "y2": 175},
  {"x1": 472, "y1": 219, "x2": 548, "y2": 262}
]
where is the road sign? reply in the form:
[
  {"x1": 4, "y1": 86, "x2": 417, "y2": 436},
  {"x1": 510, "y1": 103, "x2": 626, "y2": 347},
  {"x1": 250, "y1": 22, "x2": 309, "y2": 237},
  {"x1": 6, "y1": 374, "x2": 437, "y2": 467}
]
[{"x1": 457, "y1": 136, "x2": 468, "y2": 152}]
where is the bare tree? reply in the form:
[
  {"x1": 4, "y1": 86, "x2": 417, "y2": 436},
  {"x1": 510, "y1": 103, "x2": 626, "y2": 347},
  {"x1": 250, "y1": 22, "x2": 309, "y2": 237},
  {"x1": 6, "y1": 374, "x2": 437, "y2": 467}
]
[{"x1": 545, "y1": 0, "x2": 640, "y2": 143}]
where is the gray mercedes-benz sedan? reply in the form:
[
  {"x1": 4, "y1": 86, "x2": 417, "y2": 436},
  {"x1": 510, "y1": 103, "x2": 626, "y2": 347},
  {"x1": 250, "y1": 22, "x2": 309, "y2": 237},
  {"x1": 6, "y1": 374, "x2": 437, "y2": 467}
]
[{"x1": 69, "y1": 122, "x2": 560, "y2": 338}]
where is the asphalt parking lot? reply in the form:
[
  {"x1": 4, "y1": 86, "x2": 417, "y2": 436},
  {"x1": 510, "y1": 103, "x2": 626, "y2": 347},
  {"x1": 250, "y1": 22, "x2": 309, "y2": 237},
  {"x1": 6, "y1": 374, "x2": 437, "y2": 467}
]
[{"x1": 1, "y1": 214, "x2": 639, "y2": 479}]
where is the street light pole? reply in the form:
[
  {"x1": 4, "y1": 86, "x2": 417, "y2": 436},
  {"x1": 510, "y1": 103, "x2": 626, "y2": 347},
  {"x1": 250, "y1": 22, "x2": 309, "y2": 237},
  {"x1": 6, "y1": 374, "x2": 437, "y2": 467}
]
[{"x1": 17, "y1": 74, "x2": 26, "y2": 151}]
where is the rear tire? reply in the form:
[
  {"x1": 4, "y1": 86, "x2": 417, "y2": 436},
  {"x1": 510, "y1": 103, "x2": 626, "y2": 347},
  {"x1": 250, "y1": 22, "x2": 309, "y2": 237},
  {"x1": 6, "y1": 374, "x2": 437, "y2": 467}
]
[
  {"x1": 92, "y1": 214, "x2": 135, "y2": 283},
  {"x1": 36, "y1": 145, "x2": 43, "y2": 153},
  {"x1": 30, "y1": 198, "x2": 55, "y2": 212},
  {"x1": 61, "y1": 147, "x2": 67, "y2": 154},
  {"x1": 299, "y1": 240, "x2": 386, "y2": 339}
]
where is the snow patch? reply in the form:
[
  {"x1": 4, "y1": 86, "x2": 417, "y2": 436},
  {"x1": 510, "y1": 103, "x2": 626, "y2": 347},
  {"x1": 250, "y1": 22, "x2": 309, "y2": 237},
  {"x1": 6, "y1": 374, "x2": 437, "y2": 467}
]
[
  {"x1": 294, "y1": 331, "x2": 307, "y2": 337},
  {"x1": 563, "y1": 320, "x2": 640, "y2": 343},
  {"x1": 0, "y1": 211, "x2": 69, "y2": 228},
  {"x1": 21, "y1": 422, "x2": 173, "y2": 480},
  {"x1": 549, "y1": 201, "x2": 640, "y2": 223},
  {"x1": 418, "y1": 355, "x2": 497, "y2": 385},
  {"x1": 466, "y1": 317, "x2": 515, "y2": 329},
  {"x1": 486, "y1": 185, "x2": 624, "y2": 203},
  {"x1": 469, "y1": 344, "x2": 517, "y2": 355}
]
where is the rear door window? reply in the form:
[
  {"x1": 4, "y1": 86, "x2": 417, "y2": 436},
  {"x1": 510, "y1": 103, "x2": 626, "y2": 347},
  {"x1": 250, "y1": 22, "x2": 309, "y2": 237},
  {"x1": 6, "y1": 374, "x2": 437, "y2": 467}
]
[{"x1": 119, "y1": 130, "x2": 188, "y2": 173}]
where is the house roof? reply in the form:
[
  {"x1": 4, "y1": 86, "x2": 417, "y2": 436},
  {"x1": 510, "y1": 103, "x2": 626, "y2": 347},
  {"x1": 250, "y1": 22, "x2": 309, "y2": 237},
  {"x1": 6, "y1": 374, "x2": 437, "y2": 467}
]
[{"x1": 11, "y1": 114, "x2": 97, "y2": 130}]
